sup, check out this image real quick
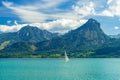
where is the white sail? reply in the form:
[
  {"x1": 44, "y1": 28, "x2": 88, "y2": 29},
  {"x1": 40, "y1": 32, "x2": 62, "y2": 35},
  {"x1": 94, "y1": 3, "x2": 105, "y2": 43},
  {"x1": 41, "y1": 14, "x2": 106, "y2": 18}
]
[{"x1": 65, "y1": 51, "x2": 69, "y2": 62}]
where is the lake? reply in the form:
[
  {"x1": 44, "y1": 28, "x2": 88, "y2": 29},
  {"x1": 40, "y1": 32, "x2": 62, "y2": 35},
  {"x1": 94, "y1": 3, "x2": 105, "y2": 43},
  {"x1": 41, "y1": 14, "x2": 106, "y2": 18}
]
[{"x1": 0, "y1": 58, "x2": 120, "y2": 80}]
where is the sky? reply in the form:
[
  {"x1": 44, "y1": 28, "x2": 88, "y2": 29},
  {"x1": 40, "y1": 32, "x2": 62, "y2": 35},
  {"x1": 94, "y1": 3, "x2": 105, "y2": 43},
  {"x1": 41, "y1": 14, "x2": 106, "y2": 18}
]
[{"x1": 0, "y1": 0, "x2": 120, "y2": 35}]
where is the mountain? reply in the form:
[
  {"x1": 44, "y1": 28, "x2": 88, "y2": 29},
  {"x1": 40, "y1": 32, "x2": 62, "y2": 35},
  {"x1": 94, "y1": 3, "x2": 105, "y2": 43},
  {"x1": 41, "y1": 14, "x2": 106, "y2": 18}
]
[
  {"x1": 62, "y1": 18, "x2": 110, "y2": 49},
  {"x1": 36, "y1": 18, "x2": 110, "y2": 52},
  {"x1": 0, "y1": 25, "x2": 57, "y2": 44},
  {"x1": 17, "y1": 25, "x2": 57, "y2": 42},
  {"x1": 1, "y1": 18, "x2": 120, "y2": 58}
]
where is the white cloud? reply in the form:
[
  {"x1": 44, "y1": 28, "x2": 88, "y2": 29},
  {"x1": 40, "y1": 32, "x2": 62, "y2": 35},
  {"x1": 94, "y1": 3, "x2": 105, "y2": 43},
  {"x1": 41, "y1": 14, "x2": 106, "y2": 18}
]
[
  {"x1": 100, "y1": 0, "x2": 120, "y2": 17},
  {"x1": 3, "y1": 0, "x2": 120, "y2": 34},
  {"x1": 32, "y1": 19, "x2": 87, "y2": 33},
  {"x1": 2, "y1": 1, "x2": 71, "y2": 23},
  {"x1": 107, "y1": 0, "x2": 113, "y2": 4},
  {"x1": 2, "y1": 2, "x2": 46, "y2": 22},
  {"x1": 7, "y1": 20, "x2": 11, "y2": 24},
  {"x1": 2, "y1": 1, "x2": 50, "y2": 23},
  {"x1": 72, "y1": 1, "x2": 95, "y2": 17},
  {"x1": 1, "y1": 1, "x2": 89, "y2": 33},
  {"x1": 71, "y1": 0, "x2": 120, "y2": 18},
  {"x1": 0, "y1": 24, "x2": 27, "y2": 32},
  {"x1": 14, "y1": 20, "x2": 18, "y2": 25},
  {"x1": 114, "y1": 26, "x2": 119, "y2": 30},
  {"x1": 3, "y1": 0, "x2": 120, "y2": 23},
  {"x1": 37, "y1": 0, "x2": 68, "y2": 9},
  {"x1": 99, "y1": 10, "x2": 114, "y2": 17},
  {"x1": 0, "y1": 19, "x2": 87, "y2": 33},
  {"x1": 2, "y1": 1, "x2": 86, "y2": 23},
  {"x1": 108, "y1": 0, "x2": 120, "y2": 17},
  {"x1": 4, "y1": 0, "x2": 119, "y2": 35}
]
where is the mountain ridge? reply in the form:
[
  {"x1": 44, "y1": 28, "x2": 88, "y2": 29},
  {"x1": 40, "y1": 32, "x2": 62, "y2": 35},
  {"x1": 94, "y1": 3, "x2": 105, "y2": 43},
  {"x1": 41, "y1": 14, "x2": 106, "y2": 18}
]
[
  {"x1": 0, "y1": 25, "x2": 58, "y2": 44},
  {"x1": 0, "y1": 18, "x2": 120, "y2": 58}
]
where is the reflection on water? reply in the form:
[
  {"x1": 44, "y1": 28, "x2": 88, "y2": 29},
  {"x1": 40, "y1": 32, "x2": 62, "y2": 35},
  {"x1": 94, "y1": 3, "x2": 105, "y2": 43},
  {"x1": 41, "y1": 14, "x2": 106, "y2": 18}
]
[{"x1": 0, "y1": 58, "x2": 120, "y2": 80}]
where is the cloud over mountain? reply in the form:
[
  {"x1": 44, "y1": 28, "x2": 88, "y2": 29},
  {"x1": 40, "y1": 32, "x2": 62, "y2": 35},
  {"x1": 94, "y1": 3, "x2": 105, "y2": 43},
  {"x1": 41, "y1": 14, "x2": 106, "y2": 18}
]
[{"x1": 0, "y1": 19, "x2": 87, "y2": 33}]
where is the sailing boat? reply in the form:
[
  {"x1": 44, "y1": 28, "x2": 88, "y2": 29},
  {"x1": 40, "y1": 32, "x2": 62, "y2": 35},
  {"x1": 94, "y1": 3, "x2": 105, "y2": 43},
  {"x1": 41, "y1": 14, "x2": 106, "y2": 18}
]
[{"x1": 64, "y1": 51, "x2": 69, "y2": 62}]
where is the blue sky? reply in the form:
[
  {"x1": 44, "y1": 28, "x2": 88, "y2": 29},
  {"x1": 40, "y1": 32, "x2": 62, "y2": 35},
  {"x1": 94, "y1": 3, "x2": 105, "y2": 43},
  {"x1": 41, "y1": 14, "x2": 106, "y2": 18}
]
[{"x1": 0, "y1": 0, "x2": 120, "y2": 35}]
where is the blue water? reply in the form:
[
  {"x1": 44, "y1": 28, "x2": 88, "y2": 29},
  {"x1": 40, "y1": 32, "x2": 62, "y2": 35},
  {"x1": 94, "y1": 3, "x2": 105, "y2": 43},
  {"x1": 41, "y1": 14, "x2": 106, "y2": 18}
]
[{"x1": 0, "y1": 58, "x2": 120, "y2": 80}]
